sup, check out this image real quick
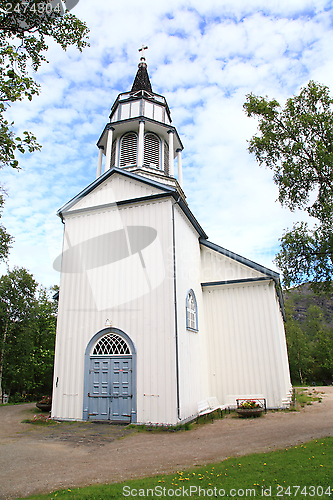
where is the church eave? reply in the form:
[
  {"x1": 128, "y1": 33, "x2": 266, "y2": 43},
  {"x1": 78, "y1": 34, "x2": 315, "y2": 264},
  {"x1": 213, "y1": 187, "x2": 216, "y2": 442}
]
[
  {"x1": 58, "y1": 188, "x2": 208, "y2": 240},
  {"x1": 201, "y1": 277, "x2": 274, "y2": 287},
  {"x1": 59, "y1": 192, "x2": 173, "y2": 218},
  {"x1": 96, "y1": 117, "x2": 183, "y2": 151},
  {"x1": 176, "y1": 196, "x2": 208, "y2": 239}
]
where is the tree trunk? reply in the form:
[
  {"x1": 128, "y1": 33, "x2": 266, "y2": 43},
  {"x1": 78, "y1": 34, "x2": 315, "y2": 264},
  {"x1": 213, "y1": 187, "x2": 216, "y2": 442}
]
[
  {"x1": 0, "y1": 319, "x2": 8, "y2": 403},
  {"x1": 297, "y1": 349, "x2": 304, "y2": 385}
]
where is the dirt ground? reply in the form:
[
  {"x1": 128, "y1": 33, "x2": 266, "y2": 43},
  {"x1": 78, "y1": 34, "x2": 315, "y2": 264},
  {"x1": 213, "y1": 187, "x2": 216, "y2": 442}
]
[{"x1": 0, "y1": 387, "x2": 333, "y2": 500}]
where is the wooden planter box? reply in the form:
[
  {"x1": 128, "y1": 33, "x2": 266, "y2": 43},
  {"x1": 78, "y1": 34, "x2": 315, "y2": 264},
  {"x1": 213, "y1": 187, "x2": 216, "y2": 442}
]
[
  {"x1": 236, "y1": 408, "x2": 264, "y2": 417},
  {"x1": 236, "y1": 398, "x2": 266, "y2": 417}
]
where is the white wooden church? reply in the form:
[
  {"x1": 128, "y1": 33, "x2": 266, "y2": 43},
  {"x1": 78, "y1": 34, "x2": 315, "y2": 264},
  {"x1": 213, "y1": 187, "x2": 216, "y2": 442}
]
[{"x1": 51, "y1": 51, "x2": 292, "y2": 424}]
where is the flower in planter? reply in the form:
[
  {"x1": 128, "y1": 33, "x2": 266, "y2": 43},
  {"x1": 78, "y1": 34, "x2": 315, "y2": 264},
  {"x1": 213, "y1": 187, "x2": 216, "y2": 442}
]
[
  {"x1": 36, "y1": 395, "x2": 52, "y2": 412},
  {"x1": 240, "y1": 400, "x2": 260, "y2": 409},
  {"x1": 38, "y1": 395, "x2": 52, "y2": 405}
]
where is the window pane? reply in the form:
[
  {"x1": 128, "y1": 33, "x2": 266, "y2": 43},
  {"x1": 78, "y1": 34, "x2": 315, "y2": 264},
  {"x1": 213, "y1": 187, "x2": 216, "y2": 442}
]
[
  {"x1": 186, "y1": 291, "x2": 197, "y2": 330},
  {"x1": 93, "y1": 334, "x2": 131, "y2": 355}
]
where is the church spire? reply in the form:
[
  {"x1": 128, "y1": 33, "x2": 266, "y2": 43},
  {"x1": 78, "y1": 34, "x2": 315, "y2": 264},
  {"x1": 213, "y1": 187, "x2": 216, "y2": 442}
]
[
  {"x1": 131, "y1": 45, "x2": 152, "y2": 92},
  {"x1": 96, "y1": 48, "x2": 184, "y2": 193}
]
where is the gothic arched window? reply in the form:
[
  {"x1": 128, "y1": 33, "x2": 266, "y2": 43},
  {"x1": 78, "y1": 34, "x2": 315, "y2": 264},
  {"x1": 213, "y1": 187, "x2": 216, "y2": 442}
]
[
  {"x1": 186, "y1": 290, "x2": 198, "y2": 331},
  {"x1": 119, "y1": 132, "x2": 138, "y2": 167},
  {"x1": 92, "y1": 333, "x2": 131, "y2": 356},
  {"x1": 144, "y1": 133, "x2": 160, "y2": 169}
]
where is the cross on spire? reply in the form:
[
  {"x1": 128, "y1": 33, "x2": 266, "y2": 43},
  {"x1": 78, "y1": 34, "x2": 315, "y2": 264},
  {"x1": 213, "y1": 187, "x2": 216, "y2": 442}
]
[{"x1": 139, "y1": 44, "x2": 148, "y2": 62}]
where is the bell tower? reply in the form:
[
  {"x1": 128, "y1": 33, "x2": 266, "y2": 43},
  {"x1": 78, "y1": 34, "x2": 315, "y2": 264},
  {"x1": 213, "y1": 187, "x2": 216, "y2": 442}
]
[{"x1": 96, "y1": 46, "x2": 184, "y2": 193}]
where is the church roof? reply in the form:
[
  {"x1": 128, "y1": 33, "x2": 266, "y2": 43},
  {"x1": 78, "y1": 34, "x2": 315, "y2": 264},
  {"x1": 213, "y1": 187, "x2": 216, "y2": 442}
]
[{"x1": 131, "y1": 63, "x2": 152, "y2": 92}]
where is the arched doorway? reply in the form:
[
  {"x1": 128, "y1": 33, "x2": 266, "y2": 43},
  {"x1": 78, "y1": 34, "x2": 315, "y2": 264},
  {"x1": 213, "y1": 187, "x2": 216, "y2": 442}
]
[{"x1": 83, "y1": 328, "x2": 136, "y2": 422}]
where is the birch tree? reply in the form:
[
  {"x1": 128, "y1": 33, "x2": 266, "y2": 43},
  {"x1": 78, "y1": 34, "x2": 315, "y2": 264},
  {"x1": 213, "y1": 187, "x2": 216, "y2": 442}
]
[{"x1": 244, "y1": 81, "x2": 333, "y2": 293}]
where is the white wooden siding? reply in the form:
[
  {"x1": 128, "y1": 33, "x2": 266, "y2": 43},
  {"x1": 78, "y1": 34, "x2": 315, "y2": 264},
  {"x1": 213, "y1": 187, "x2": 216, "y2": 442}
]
[
  {"x1": 173, "y1": 205, "x2": 210, "y2": 420},
  {"x1": 67, "y1": 173, "x2": 164, "y2": 212},
  {"x1": 201, "y1": 245, "x2": 267, "y2": 282},
  {"x1": 202, "y1": 281, "x2": 291, "y2": 408}
]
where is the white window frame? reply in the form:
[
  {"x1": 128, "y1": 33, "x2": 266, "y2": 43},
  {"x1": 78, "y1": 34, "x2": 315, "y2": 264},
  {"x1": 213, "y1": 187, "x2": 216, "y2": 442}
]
[
  {"x1": 186, "y1": 289, "x2": 198, "y2": 332},
  {"x1": 92, "y1": 333, "x2": 131, "y2": 356}
]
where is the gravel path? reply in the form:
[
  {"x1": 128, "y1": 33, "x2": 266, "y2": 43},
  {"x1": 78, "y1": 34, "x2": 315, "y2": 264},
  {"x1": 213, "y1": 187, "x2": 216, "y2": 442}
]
[{"x1": 0, "y1": 387, "x2": 332, "y2": 500}]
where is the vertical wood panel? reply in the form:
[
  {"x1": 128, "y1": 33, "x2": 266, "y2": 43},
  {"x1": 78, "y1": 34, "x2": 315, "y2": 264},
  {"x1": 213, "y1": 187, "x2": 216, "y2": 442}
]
[
  {"x1": 173, "y1": 206, "x2": 210, "y2": 420},
  {"x1": 202, "y1": 281, "x2": 291, "y2": 409}
]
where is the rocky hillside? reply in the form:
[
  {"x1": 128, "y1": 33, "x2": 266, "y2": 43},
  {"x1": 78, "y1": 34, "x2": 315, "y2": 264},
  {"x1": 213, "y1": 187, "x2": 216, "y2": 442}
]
[{"x1": 284, "y1": 284, "x2": 333, "y2": 328}]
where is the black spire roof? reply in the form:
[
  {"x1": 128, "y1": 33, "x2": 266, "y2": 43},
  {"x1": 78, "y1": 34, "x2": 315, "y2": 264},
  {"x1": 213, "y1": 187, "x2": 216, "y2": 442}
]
[{"x1": 131, "y1": 63, "x2": 152, "y2": 92}]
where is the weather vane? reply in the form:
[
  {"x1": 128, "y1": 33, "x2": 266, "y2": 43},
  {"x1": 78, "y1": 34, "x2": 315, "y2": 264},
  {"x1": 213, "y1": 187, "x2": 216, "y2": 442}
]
[{"x1": 139, "y1": 44, "x2": 148, "y2": 62}]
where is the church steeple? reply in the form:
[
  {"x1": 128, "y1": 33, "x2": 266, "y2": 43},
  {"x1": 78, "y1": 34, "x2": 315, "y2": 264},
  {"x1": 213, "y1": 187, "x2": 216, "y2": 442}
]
[
  {"x1": 95, "y1": 48, "x2": 184, "y2": 194},
  {"x1": 131, "y1": 45, "x2": 152, "y2": 92},
  {"x1": 131, "y1": 64, "x2": 152, "y2": 92}
]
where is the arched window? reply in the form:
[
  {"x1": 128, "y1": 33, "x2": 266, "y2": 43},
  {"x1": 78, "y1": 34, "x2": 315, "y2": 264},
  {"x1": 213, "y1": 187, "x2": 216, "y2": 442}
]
[
  {"x1": 92, "y1": 333, "x2": 131, "y2": 356},
  {"x1": 186, "y1": 290, "x2": 198, "y2": 331},
  {"x1": 119, "y1": 132, "x2": 138, "y2": 167},
  {"x1": 144, "y1": 133, "x2": 160, "y2": 169}
]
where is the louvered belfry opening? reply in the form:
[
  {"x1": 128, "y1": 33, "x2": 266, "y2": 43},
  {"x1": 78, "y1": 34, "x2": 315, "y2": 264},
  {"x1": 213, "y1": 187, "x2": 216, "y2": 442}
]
[
  {"x1": 164, "y1": 141, "x2": 169, "y2": 175},
  {"x1": 120, "y1": 132, "x2": 138, "y2": 167},
  {"x1": 92, "y1": 333, "x2": 131, "y2": 356},
  {"x1": 110, "y1": 140, "x2": 116, "y2": 168},
  {"x1": 144, "y1": 133, "x2": 160, "y2": 169}
]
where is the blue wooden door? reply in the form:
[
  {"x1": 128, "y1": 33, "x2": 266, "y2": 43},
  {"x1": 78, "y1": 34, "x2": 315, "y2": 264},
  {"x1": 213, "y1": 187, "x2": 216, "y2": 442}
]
[
  {"x1": 110, "y1": 358, "x2": 132, "y2": 421},
  {"x1": 88, "y1": 356, "x2": 132, "y2": 421}
]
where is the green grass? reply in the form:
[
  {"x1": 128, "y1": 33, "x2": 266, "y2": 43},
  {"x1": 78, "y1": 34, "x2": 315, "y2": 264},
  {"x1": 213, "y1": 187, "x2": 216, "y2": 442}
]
[
  {"x1": 21, "y1": 415, "x2": 57, "y2": 425},
  {"x1": 19, "y1": 437, "x2": 333, "y2": 500},
  {"x1": 296, "y1": 388, "x2": 323, "y2": 408}
]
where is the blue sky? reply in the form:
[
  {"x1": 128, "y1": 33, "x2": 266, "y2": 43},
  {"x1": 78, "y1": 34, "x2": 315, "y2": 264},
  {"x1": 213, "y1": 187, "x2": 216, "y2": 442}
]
[{"x1": 1, "y1": 0, "x2": 333, "y2": 287}]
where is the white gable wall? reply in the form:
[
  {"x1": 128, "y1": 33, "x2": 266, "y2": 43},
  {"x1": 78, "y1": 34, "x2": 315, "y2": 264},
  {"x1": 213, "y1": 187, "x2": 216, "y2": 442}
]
[
  {"x1": 52, "y1": 197, "x2": 179, "y2": 424},
  {"x1": 203, "y1": 280, "x2": 291, "y2": 408},
  {"x1": 201, "y1": 245, "x2": 267, "y2": 282},
  {"x1": 67, "y1": 173, "x2": 164, "y2": 212}
]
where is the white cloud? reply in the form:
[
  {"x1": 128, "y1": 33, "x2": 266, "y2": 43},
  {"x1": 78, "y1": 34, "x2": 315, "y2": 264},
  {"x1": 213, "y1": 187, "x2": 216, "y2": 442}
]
[{"x1": 1, "y1": 0, "x2": 333, "y2": 285}]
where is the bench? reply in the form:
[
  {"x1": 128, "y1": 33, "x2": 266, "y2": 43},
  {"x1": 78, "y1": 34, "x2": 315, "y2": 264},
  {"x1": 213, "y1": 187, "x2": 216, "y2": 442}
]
[{"x1": 197, "y1": 397, "x2": 229, "y2": 419}]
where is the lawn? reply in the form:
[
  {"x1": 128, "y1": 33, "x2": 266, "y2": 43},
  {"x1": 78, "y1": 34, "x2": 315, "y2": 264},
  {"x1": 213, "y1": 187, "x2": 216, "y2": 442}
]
[{"x1": 20, "y1": 436, "x2": 332, "y2": 500}]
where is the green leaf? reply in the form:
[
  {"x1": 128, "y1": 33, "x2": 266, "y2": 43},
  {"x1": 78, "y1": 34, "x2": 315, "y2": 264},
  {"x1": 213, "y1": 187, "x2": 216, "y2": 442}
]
[{"x1": 244, "y1": 81, "x2": 333, "y2": 293}]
